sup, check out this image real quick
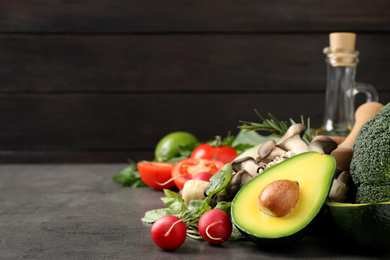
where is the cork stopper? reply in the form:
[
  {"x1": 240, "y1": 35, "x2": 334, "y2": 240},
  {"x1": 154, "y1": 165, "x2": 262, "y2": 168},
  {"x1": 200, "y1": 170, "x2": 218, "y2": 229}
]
[
  {"x1": 329, "y1": 32, "x2": 356, "y2": 52},
  {"x1": 325, "y1": 32, "x2": 358, "y2": 66}
]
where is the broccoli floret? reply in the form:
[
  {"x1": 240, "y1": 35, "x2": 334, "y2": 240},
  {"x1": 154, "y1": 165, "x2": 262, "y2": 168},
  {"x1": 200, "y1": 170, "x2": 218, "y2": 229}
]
[{"x1": 350, "y1": 102, "x2": 390, "y2": 204}]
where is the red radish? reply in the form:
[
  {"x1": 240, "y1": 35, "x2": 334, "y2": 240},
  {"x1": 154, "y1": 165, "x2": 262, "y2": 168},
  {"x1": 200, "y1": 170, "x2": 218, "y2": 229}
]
[
  {"x1": 151, "y1": 215, "x2": 186, "y2": 250},
  {"x1": 198, "y1": 209, "x2": 232, "y2": 244},
  {"x1": 192, "y1": 172, "x2": 212, "y2": 182}
]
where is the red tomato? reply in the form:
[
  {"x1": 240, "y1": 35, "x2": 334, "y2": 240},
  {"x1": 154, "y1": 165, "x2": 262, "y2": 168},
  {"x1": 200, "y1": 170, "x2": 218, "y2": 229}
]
[
  {"x1": 137, "y1": 162, "x2": 175, "y2": 190},
  {"x1": 171, "y1": 159, "x2": 224, "y2": 190},
  {"x1": 190, "y1": 144, "x2": 238, "y2": 164}
]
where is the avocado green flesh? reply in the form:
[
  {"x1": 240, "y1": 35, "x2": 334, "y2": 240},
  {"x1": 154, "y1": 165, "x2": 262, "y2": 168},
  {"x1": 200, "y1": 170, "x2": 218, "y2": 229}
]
[
  {"x1": 327, "y1": 201, "x2": 390, "y2": 251},
  {"x1": 231, "y1": 152, "x2": 336, "y2": 245}
]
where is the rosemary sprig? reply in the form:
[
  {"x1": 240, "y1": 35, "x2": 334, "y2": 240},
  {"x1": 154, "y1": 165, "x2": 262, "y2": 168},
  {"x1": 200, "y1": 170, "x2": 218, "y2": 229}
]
[{"x1": 238, "y1": 110, "x2": 313, "y2": 145}]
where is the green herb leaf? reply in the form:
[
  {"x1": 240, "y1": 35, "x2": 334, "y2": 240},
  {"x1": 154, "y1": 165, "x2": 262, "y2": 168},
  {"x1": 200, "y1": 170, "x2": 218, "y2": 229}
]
[
  {"x1": 232, "y1": 129, "x2": 271, "y2": 146},
  {"x1": 221, "y1": 135, "x2": 235, "y2": 146},
  {"x1": 232, "y1": 143, "x2": 254, "y2": 155},
  {"x1": 197, "y1": 197, "x2": 213, "y2": 216},
  {"x1": 214, "y1": 201, "x2": 232, "y2": 213},
  {"x1": 206, "y1": 164, "x2": 233, "y2": 197},
  {"x1": 161, "y1": 189, "x2": 187, "y2": 213},
  {"x1": 229, "y1": 225, "x2": 245, "y2": 241},
  {"x1": 141, "y1": 208, "x2": 179, "y2": 223},
  {"x1": 163, "y1": 143, "x2": 197, "y2": 163},
  {"x1": 187, "y1": 200, "x2": 204, "y2": 212},
  {"x1": 112, "y1": 160, "x2": 147, "y2": 187}
]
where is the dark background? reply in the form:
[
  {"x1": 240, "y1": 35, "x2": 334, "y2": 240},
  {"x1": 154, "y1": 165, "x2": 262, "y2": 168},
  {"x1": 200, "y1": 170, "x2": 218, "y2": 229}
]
[{"x1": 1, "y1": 1, "x2": 390, "y2": 163}]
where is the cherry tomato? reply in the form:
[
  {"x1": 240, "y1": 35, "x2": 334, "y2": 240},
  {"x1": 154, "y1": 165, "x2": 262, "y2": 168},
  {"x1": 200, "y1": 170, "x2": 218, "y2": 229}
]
[
  {"x1": 137, "y1": 162, "x2": 175, "y2": 190},
  {"x1": 171, "y1": 159, "x2": 224, "y2": 190},
  {"x1": 190, "y1": 144, "x2": 238, "y2": 164},
  {"x1": 151, "y1": 215, "x2": 187, "y2": 250}
]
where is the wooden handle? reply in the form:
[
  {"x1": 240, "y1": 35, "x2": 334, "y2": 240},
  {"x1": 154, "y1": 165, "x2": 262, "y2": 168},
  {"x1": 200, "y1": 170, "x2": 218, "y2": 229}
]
[
  {"x1": 339, "y1": 102, "x2": 384, "y2": 149},
  {"x1": 331, "y1": 102, "x2": 383, "y2": 170}
]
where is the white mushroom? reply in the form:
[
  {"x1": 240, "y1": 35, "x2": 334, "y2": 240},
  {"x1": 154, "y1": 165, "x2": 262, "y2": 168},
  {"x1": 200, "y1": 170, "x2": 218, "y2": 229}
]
[{"x1": 276, "y1": 124, "x2": 310, "y2": 154}]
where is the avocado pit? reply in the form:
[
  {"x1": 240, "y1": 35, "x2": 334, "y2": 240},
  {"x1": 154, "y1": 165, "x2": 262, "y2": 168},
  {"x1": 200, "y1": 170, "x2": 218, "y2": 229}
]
[{"x1": 258, "y1": 179, "x2": 300, "y2": 217}]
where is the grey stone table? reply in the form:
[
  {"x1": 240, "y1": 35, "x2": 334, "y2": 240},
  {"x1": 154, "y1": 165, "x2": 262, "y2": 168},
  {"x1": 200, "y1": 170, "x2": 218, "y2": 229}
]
[{"x1": 1, "y1": 164, "x2": 389, "y2": 259}]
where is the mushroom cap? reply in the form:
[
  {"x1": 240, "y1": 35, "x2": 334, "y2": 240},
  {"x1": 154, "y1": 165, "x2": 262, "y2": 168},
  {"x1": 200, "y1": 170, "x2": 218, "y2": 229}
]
[
  {"x1": 276, "y1": 124, "x2": 309, "y2": 154},
  {"x1": 257, "y1": 139, "x2": 288, "y2": 164},
  {"x1": 309, "y1": 135, "x2": 338, "y2": 154},
  {"x1": 225, "y1": 169, "x2": 252, "y2": 200},
  {"x1": 337, "y1": 171, "x2": 352, "y2": 186},
  {"x1": 258, "y1": 139, "x2": 277, "y2": 159},
  {"x1": 276, "y1": 124, "x2": 307, "y2": 146}
]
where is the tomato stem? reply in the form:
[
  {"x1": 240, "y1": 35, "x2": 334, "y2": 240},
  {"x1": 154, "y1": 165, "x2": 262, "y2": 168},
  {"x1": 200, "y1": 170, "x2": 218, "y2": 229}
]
[{"x1": 215, "y1": 136, "x2": 222, "y2": 147}]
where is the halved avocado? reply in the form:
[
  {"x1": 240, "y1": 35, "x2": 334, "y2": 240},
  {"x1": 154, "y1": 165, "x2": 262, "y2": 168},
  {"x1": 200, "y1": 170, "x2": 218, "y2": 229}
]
[
  {"x1": 326, "y1": 201, "x2": 390, "y2": 251},
  {"x1": 231, "y1": 152, "x2": 336, "y2": 247}
]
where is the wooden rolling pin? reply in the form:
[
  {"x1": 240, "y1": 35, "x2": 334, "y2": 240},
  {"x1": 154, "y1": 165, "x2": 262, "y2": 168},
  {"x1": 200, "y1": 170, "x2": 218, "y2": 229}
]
[{"x1": 331, "y1": 102, "x2": 384, "y2": 170}]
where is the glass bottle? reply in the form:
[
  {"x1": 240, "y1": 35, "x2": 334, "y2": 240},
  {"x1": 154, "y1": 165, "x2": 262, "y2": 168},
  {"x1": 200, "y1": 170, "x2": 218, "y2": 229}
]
[{"x1": 318, "y1": 33, "x2": 378, "y2": 136}]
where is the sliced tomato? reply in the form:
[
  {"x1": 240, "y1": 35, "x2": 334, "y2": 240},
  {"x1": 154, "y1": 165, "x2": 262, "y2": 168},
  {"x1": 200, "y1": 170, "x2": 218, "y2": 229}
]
[
  {"x1": 190, "y1": 143, "x2": 238, "y2": 164},
  {"x1": 171, "y1": 159, "x2": 225, "y2": 190},
  {"x1": 137, "y1": 162, "x2": 175, "y2": 190}
]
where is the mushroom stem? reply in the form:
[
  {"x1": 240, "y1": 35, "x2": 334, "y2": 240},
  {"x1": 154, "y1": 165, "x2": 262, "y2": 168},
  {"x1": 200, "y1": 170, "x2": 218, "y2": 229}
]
[
  {"x1": 277, "y1": 134, "x2": 309, "y2": 154},
  {"x1": 328, "y1": 171, "x2": 353, "y2": 202},
  {"x1": 231, "y1": 156, "x2": 261, "y2": 177}
]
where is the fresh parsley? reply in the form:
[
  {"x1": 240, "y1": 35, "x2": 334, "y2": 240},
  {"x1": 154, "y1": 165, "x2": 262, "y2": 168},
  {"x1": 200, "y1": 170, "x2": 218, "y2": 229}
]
[{"x1": 112, "y1": 160, "x2": 147, "y2": 188}]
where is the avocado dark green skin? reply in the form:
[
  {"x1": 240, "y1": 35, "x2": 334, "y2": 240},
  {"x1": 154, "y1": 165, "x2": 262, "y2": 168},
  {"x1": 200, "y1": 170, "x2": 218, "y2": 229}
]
[
  {"x1": 327, "y1": 202, "x2": 390, "y2": 251},
  {"x1": 233, "y1": 205, "x2": 336, "y2": 248},
  {"x1": 232, "y1": 221, "x2": 307, "y2": 248}
]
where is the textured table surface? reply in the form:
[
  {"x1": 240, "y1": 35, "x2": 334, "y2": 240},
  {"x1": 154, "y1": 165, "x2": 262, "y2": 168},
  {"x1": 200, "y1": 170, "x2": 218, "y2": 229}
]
[{"x1": 1, "y1": 164, "x2": 388, "y2": 259}]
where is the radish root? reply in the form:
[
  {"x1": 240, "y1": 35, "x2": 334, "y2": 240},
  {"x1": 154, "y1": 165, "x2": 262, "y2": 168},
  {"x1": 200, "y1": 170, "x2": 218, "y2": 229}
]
[
  {"x1": 205, "y1": 221, "x2": 224, "y2": 241},
  {"x1": 164, "y1": 219, "x2": 183, "y2": 237}
]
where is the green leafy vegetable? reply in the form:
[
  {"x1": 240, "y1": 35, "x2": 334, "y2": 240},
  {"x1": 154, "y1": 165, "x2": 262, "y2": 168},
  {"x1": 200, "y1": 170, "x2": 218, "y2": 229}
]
[
  {"x1": 161, "y1": 189, "x2": 187, "y2": 213},
  {"x1": 163, "y1": 143, "x2": 197, "y2": 163},
  {"x1": 205, "y1": 163, "x2": 233, "y2": 197},
  {"x1": 206, "y1": 133, "x2": 255, "y2": 156},
  {"x1": 112, "y1": 160, "x2": 147, "y2": 187},
  {"x1": 238, "y1": 110, "x2": 313, "y2": 145},
  {"x1": 141, "y1": 208, "x2": 179, "y2": 223}
]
